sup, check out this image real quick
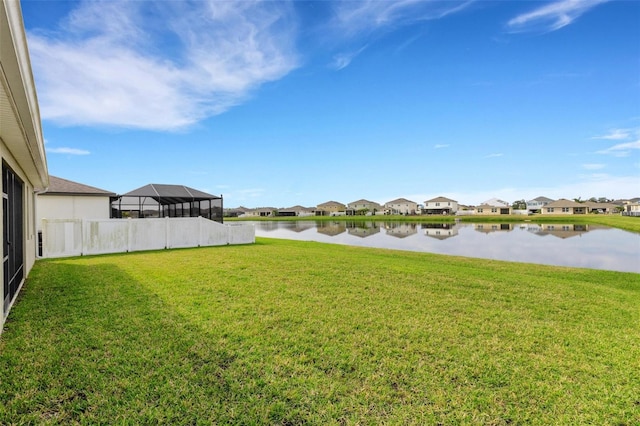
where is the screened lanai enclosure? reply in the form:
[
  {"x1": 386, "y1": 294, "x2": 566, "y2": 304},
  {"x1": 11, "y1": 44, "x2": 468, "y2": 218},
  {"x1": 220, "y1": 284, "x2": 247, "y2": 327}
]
[{"x1": 111, "y1": 184, "x2": 223, "y2": 223}]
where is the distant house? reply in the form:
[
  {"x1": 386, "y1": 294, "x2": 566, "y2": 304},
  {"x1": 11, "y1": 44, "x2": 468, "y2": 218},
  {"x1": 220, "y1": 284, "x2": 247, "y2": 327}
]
[
  {"x1": 276, "y1": 205, "x2": 315, "y2": 217},
  {"x1": 423, "y1": 196, "x2": 458, "y2": 215},
  {"x1": 624, "y1": 203, "x2": 640, "y2": 217},
  {"x1": 1, "y1": 0, "x2": 50, "y2": 332},
  {"x1": 384, "y1": 198, "x2": 418, "y2": 215},
  {"x1": 583, "y1": 201, "x2": 619, "y2": 214},
  {"x1": 315, "y1": 201, "x2": 346, "y2": 216},
  {"x1": 346, "y1": 199, "x2": 383, "y2": 215},
  {"x1": 526, "y1": 196, "x2": 554, "y2": 214},
  {"x1": 242, "y1": 207, "x2": 276, "y2": 217},
  {"x1": 541, "y1": 199, "x2": 587, "y2": 215},
  {"x1": 225, "y1": 206, "x2": 251, "y2": 217},
  {"x1": 37, "y1": 176, "x2": 116, "y2": 224},
  {"x1": 474, "y1": 199, "x2": 511, "y2": 215}
]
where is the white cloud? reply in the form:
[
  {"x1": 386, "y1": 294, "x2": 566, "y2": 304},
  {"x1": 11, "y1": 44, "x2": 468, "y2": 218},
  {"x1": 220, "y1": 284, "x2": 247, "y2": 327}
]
[
  {"x1": 330, "y1": 45, "x2": 368, "y2": 70},
  {"x1": 28, "y1": 0, "x2": 299, "y2": 131},
  {"x1": 434, "y1": 144, "x2": 450, "y2": 149},
  {"x1": 582, "y1": 163, "x2": 606, "y2": 170},
  {"x1": 484, "y1": 153, "x2": 503, "y2": 158},
  {"x1": 332, "y1": 0, "x2": 473, "y2": 37},
  {"x1": 592, "y1": 128, "x2": 631, "y2": 140},
  {"x1": 596, "y1": 140, "x2": 640, "y2": 157},
  {"x1": 326, "y1": 0, "x2": 472, "y2": 68},
  {"x1": 46, "y1": 147, "x2": 90, "y2": 155},
  {"x1": 507, "y1": 0, "x2": 609, "y2": 33}
]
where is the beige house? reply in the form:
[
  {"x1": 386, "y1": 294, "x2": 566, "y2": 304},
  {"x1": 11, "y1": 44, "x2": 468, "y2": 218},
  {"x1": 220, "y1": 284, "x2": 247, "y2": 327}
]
[
  {"x1": 241, "y1": 207, "x2": 276, "y2": 217},
  {"x1": 541, "y1": 199, "x2": 587, "y2": 215},
  {"x1": 583, "y1": 201, "x2": 619, "y2": 214},
  {"x1": 1, "y1": 0, "x2": 50, "y2": 331},
  {"x1": 276, "y1": 205, "x2": 315, "y2": 217},
  {"x1": 474, "y1": 199, "x2": 511, "y2": 215},
  {"x1": 346, "y1": 199, "x2": 382, "y2": 215},
  {"x1": 315, "y1": 201, "x2": 346, "y2": 216},
  {"x1": 384, "y1": 198, "x2": 418, "y2": 215},
  {"x1": 423, "y1": 196, "x2": 458, "y2": 215},
  {"x1": 624, "y1": 203, "x2": 640, "y2": 217}
]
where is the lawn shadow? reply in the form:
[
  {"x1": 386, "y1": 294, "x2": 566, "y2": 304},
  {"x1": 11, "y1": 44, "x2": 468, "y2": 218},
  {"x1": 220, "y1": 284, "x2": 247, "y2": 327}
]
[{"x1": 0, "y1": 261, "x2": 245, "y2": 424}]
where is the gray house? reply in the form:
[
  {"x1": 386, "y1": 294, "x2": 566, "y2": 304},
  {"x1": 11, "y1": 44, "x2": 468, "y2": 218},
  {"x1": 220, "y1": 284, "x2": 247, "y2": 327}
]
[{"x1": 526, "y1": 196, "x2": 554, "y2": 214}]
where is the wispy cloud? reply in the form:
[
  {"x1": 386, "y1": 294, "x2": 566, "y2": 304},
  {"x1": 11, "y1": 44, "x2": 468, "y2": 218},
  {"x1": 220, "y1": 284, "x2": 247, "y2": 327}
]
[
  {"x1": 46, "y1": 147, "x2": 90, "y2": 155},
  {"x1": 332, "y1": 0, "x2": 473, "y2": 36},
  {"x1": 582, "y1": 163, "x2": 605, "y2": 170},
  {"x1": 507, "y1": 0, "x2": 609, "y2": 33},
  {"x1": 484, "y1": 153, "x2": 503, "y2": 158},
  {"x1": 28, "y1": 0, "x2": 299, "y2": 131},
  {"x1": 327, "y1": 0, "x2": 473, "y2": 68},
  {"x1": 434, "y1": 144, "x2": 450, "y2": 149},
  {"x1": 330, "y1": 45, "x2": 368, "y2": 70},
  {"x1": 592, "y1": 128, "x2": 631, "y2": 140},
  {"x1": 596, "y1": 140, "x2": 640, "y2": 157}
]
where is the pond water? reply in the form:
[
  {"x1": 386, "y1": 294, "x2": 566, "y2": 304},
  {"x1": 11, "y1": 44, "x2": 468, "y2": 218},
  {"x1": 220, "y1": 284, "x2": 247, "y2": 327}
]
[{"x1": 248, "y1": 221, "x2": 640, "y2": 273}]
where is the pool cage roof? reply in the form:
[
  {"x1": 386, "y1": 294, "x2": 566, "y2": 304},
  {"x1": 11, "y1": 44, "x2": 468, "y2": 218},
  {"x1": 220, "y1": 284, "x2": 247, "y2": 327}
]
[{"x1": 112, "y1": 184, "x2": 223, "y2": 223}]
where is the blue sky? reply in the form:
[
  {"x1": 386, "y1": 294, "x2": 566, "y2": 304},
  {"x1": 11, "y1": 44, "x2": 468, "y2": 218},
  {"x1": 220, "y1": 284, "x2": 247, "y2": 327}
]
[{"x1": 21, "y1": 0, "x2": 640, "y2": 207}]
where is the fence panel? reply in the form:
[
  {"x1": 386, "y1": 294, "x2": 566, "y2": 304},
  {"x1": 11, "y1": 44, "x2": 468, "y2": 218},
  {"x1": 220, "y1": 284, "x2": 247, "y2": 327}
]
[
  {"x1": 42, "y1": 219, "x2": 83, "y2": 257},
  {"x1": 41, "y1": 217, "x2": 254, "y2": 258},
  {"x1": 167, "y1": 218, "x2": 201, "y2": 249},
  {"x1": 83, "y1": 219, "x2": 130, "y2": 255},
  {"x1": 128, "y1": 219, "x2": 167, "y2": 252}
]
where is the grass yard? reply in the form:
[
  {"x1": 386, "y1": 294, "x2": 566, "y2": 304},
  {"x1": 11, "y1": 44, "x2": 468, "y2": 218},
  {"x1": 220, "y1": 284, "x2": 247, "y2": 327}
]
[{"x1": 1, "y1": 238, "x2": 639, "y2": 424}]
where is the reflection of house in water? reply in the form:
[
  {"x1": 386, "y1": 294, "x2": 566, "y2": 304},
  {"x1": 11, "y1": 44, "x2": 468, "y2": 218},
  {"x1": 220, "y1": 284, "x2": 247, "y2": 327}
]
[
  {"x1": 316, "y1": 221, "x2": 346, "y2": 236},
  {"x1": 384, "y1": 222, "x2": 418, "y2": 238},
  {"x1": 255, "y1": 221, "x2": 280, "y2": 232},
  {"x1": 422, "y1": 223, "x2": 460, "y2": 240},
  {"x1": 474, "y1": 223, "x2": 513, "y2": 233},
  {"x1": 346, "y1": 222, "x2": 380, "y2": 238},
  {"x1": 288, "y1": 221, "x2": 316, "y2": 233},
  {"x1": 521, "y1": 223, "x2": 543, "y2": 234},
  {"x1": 535, "y1": 224, "x2": 589, "y2": 239}
]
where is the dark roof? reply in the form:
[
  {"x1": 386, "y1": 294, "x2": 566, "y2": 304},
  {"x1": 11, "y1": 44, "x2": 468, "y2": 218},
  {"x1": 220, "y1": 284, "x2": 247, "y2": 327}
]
[
  {"x1": 120, "y1": 184, "x2": 221, "y2": 205},
  {"x1": 41, "y1": 176, "x2": 116, "y2": 197}
]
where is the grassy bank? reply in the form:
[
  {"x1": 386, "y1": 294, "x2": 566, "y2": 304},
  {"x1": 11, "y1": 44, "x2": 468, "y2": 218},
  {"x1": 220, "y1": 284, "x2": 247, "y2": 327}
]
[
  {"x1": 1, "y1": 238, "x2": 639, "y2": 424},
  {"x1": 228, "y1": 214, "x2": 640, "y2": 233}
]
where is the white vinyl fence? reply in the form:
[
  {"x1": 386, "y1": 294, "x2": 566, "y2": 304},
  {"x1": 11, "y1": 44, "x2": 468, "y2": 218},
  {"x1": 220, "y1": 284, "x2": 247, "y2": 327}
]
[{"x1": 41, "y1": 217, "x2": 255, "y2": 258}]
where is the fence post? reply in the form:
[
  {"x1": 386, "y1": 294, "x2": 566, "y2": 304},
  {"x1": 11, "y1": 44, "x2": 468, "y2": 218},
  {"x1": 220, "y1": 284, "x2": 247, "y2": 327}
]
[
  {"x1": 127, "y1": 218, "x2": 131, "y2": 252},
  {"x1": 81, "y1": 218, "x2": 85, "y2": 256},
  {"x1": 165, "y1": 216, "x2": 170, "y2": 249}
]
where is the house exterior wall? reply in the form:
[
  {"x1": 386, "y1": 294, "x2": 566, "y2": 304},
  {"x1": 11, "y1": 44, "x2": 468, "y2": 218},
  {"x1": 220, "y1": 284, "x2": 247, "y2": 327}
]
[
  {"x1": 316, "y1": 201, "x2": 345, "y2": 215},
  {"x1": 37, "y1": 195, "x2": 112, "y2": 229},
  {"x1": 347, "y1": 200, "x2": 382, "y2": 214},
  {"x1": 526, "y1": 199, "x2": 551, "y2": 213},
  {"x1": 1, "y1": 0, "x2": 49, "y2": 331},
  {"x1": 541, "y1": 206, "x2": 586, "y2": 215},
  {"x1": 385, "y1": 200, "x2": 418, "y2": 215},
  {"x1": 474, "y1": 205, "x2": 511, "y2": 215},
  {"x1": 423, "y1": 198, "x2": 458, "y2": 214}
]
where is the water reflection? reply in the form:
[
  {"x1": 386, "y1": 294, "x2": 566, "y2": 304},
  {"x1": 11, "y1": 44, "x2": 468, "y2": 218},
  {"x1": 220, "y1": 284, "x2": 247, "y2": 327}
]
[{"x1": 248, "y1": 221, "x2": 640, "y2": 273}]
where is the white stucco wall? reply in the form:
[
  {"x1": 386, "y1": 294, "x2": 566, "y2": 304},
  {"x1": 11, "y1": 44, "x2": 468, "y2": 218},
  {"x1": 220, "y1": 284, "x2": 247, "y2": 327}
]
[{"x1": 37, "y1": 195, "x2": 112, "y2": 230}]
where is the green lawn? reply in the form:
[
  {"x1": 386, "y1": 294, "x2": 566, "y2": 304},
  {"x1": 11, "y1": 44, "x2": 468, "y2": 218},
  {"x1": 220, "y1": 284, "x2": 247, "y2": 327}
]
[{"x1": 1, "y1": 238, "x2": 639, "y2": 424}]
